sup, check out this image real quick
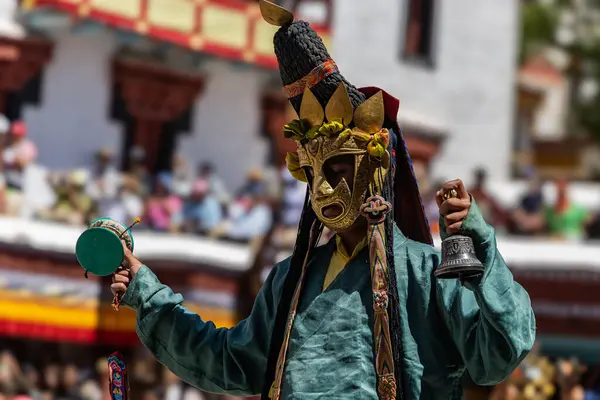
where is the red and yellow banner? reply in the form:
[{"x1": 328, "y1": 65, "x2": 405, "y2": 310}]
[
  {"x1": 0, "y1": 289, "x2": 236, "y2": 346},
  {"x1": 21, "y1": 0, "x2": 330, "y2": 69}
]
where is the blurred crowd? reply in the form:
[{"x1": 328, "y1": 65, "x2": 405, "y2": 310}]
[
  {"x1": 2, "y1": 339, "x2": 600, "y2": 400},
  {"x1": 0, "y1": 118, "x2": 598, "y2": 244},
  {"x1": 421, "y1": 168, "x2": 600, "y2": 242},
  {"x1": 0, "y1": 343, "x2": 259, "y2": 400},
  {"x1": 467, "y1": 343, "x2": 600, "y2": 400},
  {"x1": 0, "y1": 117, "x2": 277, "y2": 244}
]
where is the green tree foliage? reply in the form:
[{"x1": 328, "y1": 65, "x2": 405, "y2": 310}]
[
  {"x1": 519, "y1": 0, "x2": 600, "y2": 143},
  {"x1": 519, "y1": 1, "x2": 557, "y2": 63}
]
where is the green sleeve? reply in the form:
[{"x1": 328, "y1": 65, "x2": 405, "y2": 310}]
[
  {"x1": 120, "y1": 260, "x2": 290, "y2": 396},
  {"x1": 436, "y1": 198, "x2": 536, "y2": 385}
]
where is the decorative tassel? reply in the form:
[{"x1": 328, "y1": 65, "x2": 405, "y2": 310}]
[
  {"x1": 108, "y1": 352, "x2": 130, "y2": 400},
  {"x1": 111, "y1": 294, "x2": 122, "y2": 312},
  {"x1": 360, "y1": 195, "x2": 396, "y2": 400}
]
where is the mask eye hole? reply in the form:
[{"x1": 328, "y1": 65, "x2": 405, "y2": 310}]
[{"x1": 323, "y1": 155, "x2": 355, "y2": 190}]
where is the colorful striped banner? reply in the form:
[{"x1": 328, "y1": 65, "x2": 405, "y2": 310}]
[{"x1": 0, "y1": 288, "x2": 237, "y2": 345}]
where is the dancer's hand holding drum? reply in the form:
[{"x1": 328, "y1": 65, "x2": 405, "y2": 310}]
[
  {"x1": 111, "y1": 240, "x2": 143, "y2": 298},
  {"x1": 74, "y1": 217, "x2": 143, "y2": 307}
]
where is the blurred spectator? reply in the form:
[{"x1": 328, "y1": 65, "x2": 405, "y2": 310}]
[
  {"x1": 197, "y1": 162, "x2": 229, "y2": 206},
  {"x1": 261, "y1": 166, "x2": 281, "y2": 202},
  {"x1": 227, "y1": 193, "x2": 273, "y2": 241},
  {"x1": 162, "y1": 155, "x2": 194, "y2": 198},
  {"x1": 0, "y1": 352, "x2": 27, "y2": 397},
  {"x1": 212, "y1": 192, "x2": 273, "y2": 242},
  {"x1": 469, "y1": 168, "x2": 509, "y2": 231},
  {"x1": 97, "y1": 174, "x2": 144, "y2": 224},
  {"x1": 131, "y1": 347, "x2": 158, "y2": 390},
  {"x1": 41, "y1": 364, "x2": 61, "y2": 399},
  {"x1": 129, "y1": 146, "x2": 152, "y2": 196},
  {"x1": 162, "y1": 368, "x2": 205, "y2": 400},
  {"x1": 277, "y1": 166, "x2": 307, "y2": 247},
  {"x1": 94, "y1": 358, "x2": 110, "y2": 400},
  {"x1": 587, "y1": 212, "x2": 600, "y2": 240},
  {"x1": 142, "y1": 390, "x2": 161, "y2": 400},
  {"x1": 489, "y1": 380, "x2": 519, "y2": 400},
  {"x1": 557, "y1": 358, "x2": 586, "y2": 400},
  {"x1": 545, "y1": 179, "x2": 591, "y2": 241},
  {"x1": 423, "y1": 180, "x2": 444, "y2": 235},
  {"x1": 584, "y1": 368, "x2": 600, "y2": 400},
  {"x1": 87, "y1": 148, "x2": 121, "y2": 213},
  {"x1": 176, "y1": 179, "x2": 222, "y2": 234},
  {"x1": 62, "y1": 364, "x2": 83, "y2": 400},
  {"x1": 39, "y1": 170, "x2": 94, "y2": 225},
  {"x1": 0, "y1": 115, "x2": 9, "y2": 215},
  {"x1": 144, "y1": 175, "x2": 182, "y2": 233},
  {"x1": 22, "y1": 364, "x2": 40, "y2": 400},
  {"x1": 3, "y1": 121, "x2": 37, "y2": 216},
  {"x1": 586, "y1": 391, "x2": 600, "y2": 400},
  {"x1": 280, "y1": 166, "x2": 306, "y2": 228},
  {"x1": 510, "y1": 175, "x2": 546, "y2": 236},
  {"x1": 80, "y1": 373, "x2": 102, "y2": 400},
  {"x1": 237, "y1": 169, "x2": 266, "y2": 199},
  {"x1": 4, "y1": 121, "x2": 37, "y2": 189}
]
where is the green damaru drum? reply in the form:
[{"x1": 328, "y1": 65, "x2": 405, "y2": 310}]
[{"x1": 75, "y1": 218, "x2": 135, "y2": 276}]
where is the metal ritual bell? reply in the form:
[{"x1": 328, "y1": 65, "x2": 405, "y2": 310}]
[
  {"x1": 435, "y1": 235, "x2": 484, "y2": 279},
  {"x1": 434, "y1": 189, "x2": 485, "y2": 280}
]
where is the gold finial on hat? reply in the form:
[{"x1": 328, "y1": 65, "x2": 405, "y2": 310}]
[
  {"x1": 325, "y1": 84, "x2": 354, "y2": 126},
  {"x1": 259, "y1": 0, "x2": 294, "y2": 26},
  {"x1": 354, "y1": 91, "x2": 385, "y2": 134},
  {"x1": 299, "y1": 88, "x2": 325, "y2": 128}
]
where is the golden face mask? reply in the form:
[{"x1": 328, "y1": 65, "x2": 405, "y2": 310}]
[{"x1": 285, "y1": 84, "x2": 391, "y2": 231}]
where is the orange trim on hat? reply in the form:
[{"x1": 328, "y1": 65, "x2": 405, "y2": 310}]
[{"x1": 283, "y1": 58, "x2": 338, "y2": 99}]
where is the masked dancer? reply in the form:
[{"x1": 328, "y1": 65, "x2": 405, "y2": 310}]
[{"x1": 111, "y1": 2, "x2": 535, "y2": 399}]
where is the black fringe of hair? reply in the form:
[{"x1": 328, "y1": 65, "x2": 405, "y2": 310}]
[
  {"x1": 261, "y1": 189, "x2": 322, "y2": 399},
  {"x1": 383, "y1": 140, "x2": 406, "y2": 399}
]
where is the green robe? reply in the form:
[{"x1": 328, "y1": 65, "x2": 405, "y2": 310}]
[{"x1": 121, "y1": 199, "x2": 535, "y2": 399}]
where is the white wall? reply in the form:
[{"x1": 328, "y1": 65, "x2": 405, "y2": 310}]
[
  {"x1": 333, "y1": 0, "x2": 518, "y2": 186},
  {"x1": 178, "y1": 59, "x2": 272, "y2": 190},
  {"x1": 19, "y1": 28, "x2": 271, "y2": 190},
  {"x1": 23, "y1": 29, "x2": 122, "y2": 171},
  {"x1": 0, "y1": 0, "x2": 24, "y2": 38}
]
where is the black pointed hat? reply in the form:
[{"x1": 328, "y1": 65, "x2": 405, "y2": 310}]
[{"x1": 272, "y1": 19, "x2": 365, "y2": 112}]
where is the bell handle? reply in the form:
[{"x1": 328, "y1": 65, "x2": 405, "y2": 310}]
[{"x1": 442, "y1": 188, "x2": 459, "y2": 202}]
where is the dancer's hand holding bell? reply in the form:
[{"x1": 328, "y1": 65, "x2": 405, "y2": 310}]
[
  {"x1": 434, "y1": 178, "x2": 485, "y2": 280},
  {"x1": 435, "y1": 179, "x2": 472, "y2": 235}
]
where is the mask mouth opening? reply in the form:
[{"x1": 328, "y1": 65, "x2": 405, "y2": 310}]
[{"x1": 321, "y1": 204, "x2": 343, "y2": 219}]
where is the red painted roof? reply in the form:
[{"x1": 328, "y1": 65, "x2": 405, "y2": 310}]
[{"x1": 520, "y1": 55, "x2": 565, "y2": 87}]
